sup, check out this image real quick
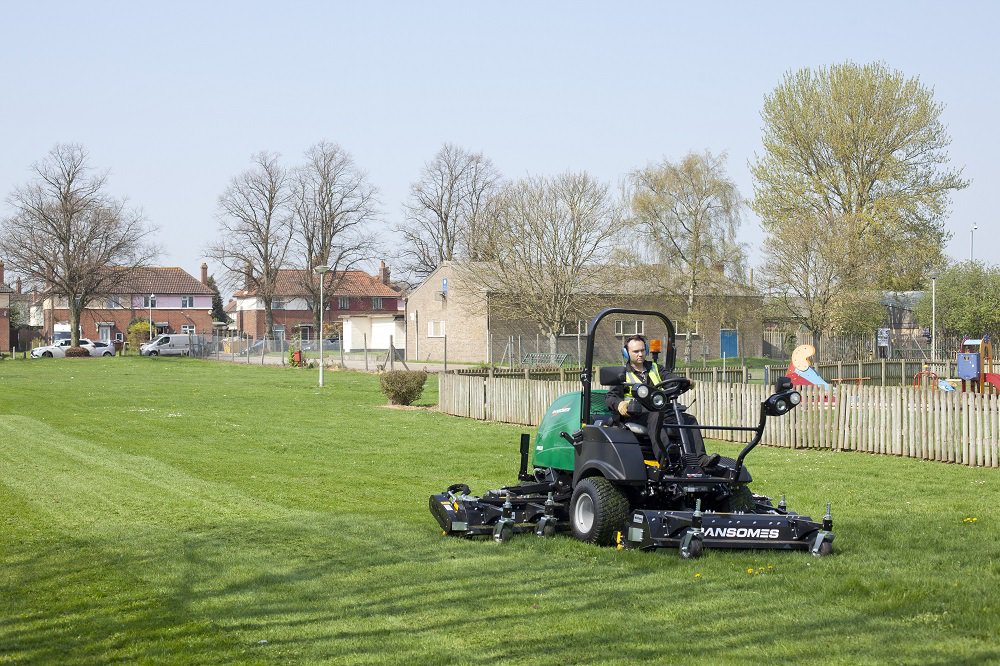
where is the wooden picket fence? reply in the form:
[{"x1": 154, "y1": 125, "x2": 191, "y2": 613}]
[{"x1": 438, "y1": 375, "x2": 1000, "y2": 467}]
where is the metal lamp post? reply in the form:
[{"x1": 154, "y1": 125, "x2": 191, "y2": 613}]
[
  {"x1": 314, "y1": 265, "x2": 330, "y2": 387},
  {"x1": 149, "y1": 294, "x2": 154, "y2": 341},
  {"x1": 971, "y1": 223, "x2": 978, "y2": 262},
  {"x1": 929, "y1": 272, "x2": 937, "y2": 362}
]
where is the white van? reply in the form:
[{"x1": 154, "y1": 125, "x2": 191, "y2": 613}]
[{"x1": 140, "y1": 334, "x2": 193, "y2": 356}]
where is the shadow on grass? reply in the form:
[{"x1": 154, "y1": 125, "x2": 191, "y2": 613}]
[{"x1": 5, "y1": 510, "x2": 999, "y2": 665}]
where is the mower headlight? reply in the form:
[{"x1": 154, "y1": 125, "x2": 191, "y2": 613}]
[
  {"x1": 635, "y1": 385, "x2": 650, "y2": 400},
  {"x1": 651, "y1": 392, "x2": 666, "y2": 409},
  {"x1": 789, "y1": 391, "x2": 801, "y2": 405}
]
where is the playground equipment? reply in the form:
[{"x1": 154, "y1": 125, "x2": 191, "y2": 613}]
[
  {"x1": 785, "y1": 345, "x2": 831, "y2": 387},
  {"x1": 957, "y1": 336, "x2": 1000, "y2": 393}
]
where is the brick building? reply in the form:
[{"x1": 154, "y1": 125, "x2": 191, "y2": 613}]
[
  {"x1": 231, "y1": 263, "x2": 403, "y2": 350},
  {"x1": 404, "y1": 261, "x2": 764, "y2": 365},
  {"x1": 34, "y1": 264, "x2": 216, "y2": 343}
]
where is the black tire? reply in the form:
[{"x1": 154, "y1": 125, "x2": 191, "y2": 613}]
[
  {"x1": 494, "y1": 522, "x2": 513, "y2": 543},
  {"x1": 149, "y1": 351, "x2": 158, "y2": 356},
  {"x1": 570, "y1": 477, "x2": 630, "y2": 546},
  {"x1": 542, "y1": 523, "x2": 556, "y2": 538},
  {"x1": 103, "y1": 352, "x2": 113, "y2": 357},
  {"x1": 815, "y1": 540, "x2": 833, "y2": 557},
  {"x1": 42, "y1": 351, "x2": 52, "y2": 358},
  {"x1": 680, "y1": 537, "x2": 704, "y2": 559}
]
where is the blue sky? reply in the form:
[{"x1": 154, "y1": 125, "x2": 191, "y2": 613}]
[{"x1": 2, "y1": 1, "x2": 996, "y2": 287}]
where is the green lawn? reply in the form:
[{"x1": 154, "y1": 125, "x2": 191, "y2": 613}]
[{"x1": 1, "y1": 358, "x2": 997, "y2": 664}]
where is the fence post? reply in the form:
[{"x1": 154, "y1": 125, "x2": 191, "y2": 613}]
[
  {"x1": 444, "y1": 334, "x2": 448, "y2": 372},
  {"x1": 364, "y1": 333, "x2": 369, "y2": 371},
  {"x1": 389, "y1": 335, "x2": 395, "y2": 371}
]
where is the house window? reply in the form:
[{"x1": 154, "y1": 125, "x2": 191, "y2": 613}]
[
  {"x1": 372, "y1": 297, "x2": 383, "y2": 310},
  {"x1": 181, "y1": 296, "x2": 195, "y2": 308},
  {"x1": 271, "y1": 299, "x2": 287, "y2": 310},
  {"x1": 144, "y1": 295, "x2": 156, "y2": 308},
  {"x1": 181, "y1": 324, "x2": 196, "y2": 334},
  {"x1": 428, "y1": 320, "x2": 446, "y2": 338},
  {"x1": 559, "y1": 320, "x2": 586, "y2": 337},
  {"x1": 614, "y1": 319, "x2": 644, "y2": 336},
  {"x1": 105, "y1": 297, "x2": 121, "y2": 309},
  {"x1": 338, "y1": 297, "x2": 350, "y2": 310}
]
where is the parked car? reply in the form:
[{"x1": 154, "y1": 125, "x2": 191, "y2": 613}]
[
  {"x1": 89, "y1": 341, "x2": 116, "y2": 357},
  {"x1": 140, "y1": 334, "x2": 194, "y2": 356},
  {"x1": 31, "y1": 338, "x2": 110, "y2": 358}
]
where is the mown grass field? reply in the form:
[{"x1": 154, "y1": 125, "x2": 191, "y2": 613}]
[{"x1": 1, "y1": 357, "x2": 998, "y2": 665}]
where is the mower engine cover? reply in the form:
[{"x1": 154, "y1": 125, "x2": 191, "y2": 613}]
[{"x1": 533, "y1": 389, "x2": 611, "y2": 471}]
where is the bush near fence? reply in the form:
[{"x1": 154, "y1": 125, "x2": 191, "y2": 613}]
[{"x1": 438, "y1": 375, "x2": 999, "y2": 468}]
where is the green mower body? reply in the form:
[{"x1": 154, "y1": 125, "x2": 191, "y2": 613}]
[{"x1": 533, "y1": 389, "x2": 610, "y2": 471}]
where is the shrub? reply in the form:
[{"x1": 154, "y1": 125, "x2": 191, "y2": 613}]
[
  {"x1": 379, "y1": 370, "x2": 429, "y2": 406},
  {"x1": 64, "y1": 346, "x2": 90, "y2": 358},
  {"x1": 127, "y1": 320, "x2": 154, "y2": 352}
]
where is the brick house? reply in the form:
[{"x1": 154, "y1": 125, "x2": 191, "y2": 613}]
[
  {"x1": 0, "y1": 262, "x2": 11, "y2": 352},
  {"x1": 33, "y1": 263, "x2": 216, "y2": 343},
  {"x1": 404, "y1": 261, "x2": 764, "y2": 365},
  {"x1": 231, "y1": 263, "x2": 404, "y2": 351}
]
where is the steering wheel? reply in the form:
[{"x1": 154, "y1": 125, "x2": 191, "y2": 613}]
[{"x1": 653, "y1": 376, "x2": 692, "y2": 398}]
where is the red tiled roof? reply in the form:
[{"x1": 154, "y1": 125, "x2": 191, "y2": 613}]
[
  {"x1": 234, "y1": 269, "x2": 400, "y2": 298},
  {"x1": 106, "y1": 267, "x2": 214, "y2": 295}
]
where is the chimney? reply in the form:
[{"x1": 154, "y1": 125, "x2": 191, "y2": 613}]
[
  {"x1": 380, "y1": 260, "x2": 391, "y2": 286},
  {"x1": 16, "y1": 277, "x2": 22, "y2": 294},
  {"x1": 201, "y1": 262, "x2": 209, "y2": 285}
]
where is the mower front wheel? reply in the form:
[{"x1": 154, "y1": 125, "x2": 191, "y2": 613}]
[{"x1": 570, "y1": 477, "x2": 629, "y2": 546}]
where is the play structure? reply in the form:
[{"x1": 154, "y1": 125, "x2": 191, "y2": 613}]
[
  {"x1": 785, "y1": 344, "x2": 831, "y2": 387},
  {"x1": 430, "y1": 308, "x2": 834, "y2": 559},
  {"x1": 957, "y1": 335, "x2": 1000, "y2": 393}
]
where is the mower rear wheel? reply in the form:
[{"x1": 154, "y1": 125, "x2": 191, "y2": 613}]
[{"x1": 570, "y1": 477, "x2": 629, "y2": 546}]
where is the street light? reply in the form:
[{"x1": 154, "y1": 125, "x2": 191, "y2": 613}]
[
  {"x1": 149, "y1": 294, "x2": 155, "y2": 341},
  {"x1": 929, "y1": 272, "x2": 938, "y2": 362},
  {"x1": 313, "y1": 265, "x2": 330, "y2": 387},
  {"x1": 971, "y1": 223, "x2": 978, "y2": 262}
]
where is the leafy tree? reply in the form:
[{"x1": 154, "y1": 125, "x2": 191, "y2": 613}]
[
  {"x1": 0, "y1": 144, "x2": 158, "y2": 346},
  {"x1": 395, "y1": 144, "x2": 501, "y2": 279},
  {"x1": 913, "y1": 262, "x2": 1000, "y2": 337},
  {"x1": 753, "y1": 62, "x2": 968, "y2": 347},
  {"x1": 206, "y1": 274, "x2": 227, "y2": 323},
  {"x1": 628, "y1": 151, "x2": 747, "y2": 363}
]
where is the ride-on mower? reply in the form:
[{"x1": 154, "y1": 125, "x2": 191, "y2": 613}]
[{"x1": 430, "y1": 308, "x2": 834, "y2": 558}]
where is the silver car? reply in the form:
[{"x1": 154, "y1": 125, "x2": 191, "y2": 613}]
[{"x1": 31, "y1": 338, "x2": 115, "y2": 358}]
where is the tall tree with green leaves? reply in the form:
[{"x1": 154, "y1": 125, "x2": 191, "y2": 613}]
[
  {"x1": 206, "y1": 274, "x2": 227, "y2": 323},
  {"x1": 753, "y1": 62, "x2": 968, "y2": 347},
  {"x1": 628, "y1": 151, "x2": 746, "y2": 363},
  {"x1": 913, "y1": 262, "x2": 1000, "y2": 337}
]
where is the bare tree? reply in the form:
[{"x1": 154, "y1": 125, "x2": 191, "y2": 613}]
[
  {"x1": 0, "y1": 144, "x2": 158, "y2": 346},
  {"x1": 206, "y1": 152, "x2": 292, "y2": 337},
  {"x1": 761, "y1": 211, "x2": 884, "y2": 354},
  {"x1": 459, "y1": 172, "x2": 623, "y2": 353},
  {"x1": 628, "y1": 151, "x2": 747, "y2": 363},
  {"x1": 291, "y1": 142, "x2": 381, "y2": 335},
  {"x1": 395, "y1": 143, "x2": 502, "y2": 279}
]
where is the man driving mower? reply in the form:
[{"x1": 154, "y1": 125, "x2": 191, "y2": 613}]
[{"x1": 605, "y1": 334, "x2": 718, "y2": 468}]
